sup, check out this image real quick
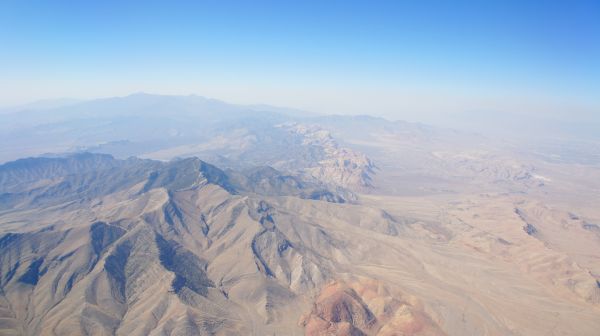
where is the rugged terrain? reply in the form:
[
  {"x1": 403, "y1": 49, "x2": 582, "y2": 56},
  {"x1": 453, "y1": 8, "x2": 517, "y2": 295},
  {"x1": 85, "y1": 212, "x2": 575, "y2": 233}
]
[{"x1": 1, "y1": 94, "x2": 600, "y2": 335}]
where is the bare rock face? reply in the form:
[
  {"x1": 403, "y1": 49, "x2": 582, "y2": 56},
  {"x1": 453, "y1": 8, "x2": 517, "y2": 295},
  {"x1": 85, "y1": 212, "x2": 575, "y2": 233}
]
[
  {"x1": 523, "y1": 223, "x2": 538, "y2": 236},
  {"x1": 279, "y1": 123, "x2": 376, "y2": 191},
  {"x1": 301, "y1": 279, "x2": 446, "y2": 336},
  {"x1": 302, "y1": 281, "x2": 376, "y2": 336}
]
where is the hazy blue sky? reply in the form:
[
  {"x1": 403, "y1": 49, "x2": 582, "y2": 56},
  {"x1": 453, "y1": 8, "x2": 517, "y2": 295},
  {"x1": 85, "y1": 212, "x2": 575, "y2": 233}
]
[{"x1": 0, "y1": 0, "x2": 598, "y2": 123}]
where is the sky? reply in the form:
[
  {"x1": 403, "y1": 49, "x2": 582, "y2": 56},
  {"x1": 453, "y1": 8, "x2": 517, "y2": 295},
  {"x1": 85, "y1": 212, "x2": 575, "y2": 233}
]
[{"x1": 0, "y1": 0, "x2": 598, "y2": 124}]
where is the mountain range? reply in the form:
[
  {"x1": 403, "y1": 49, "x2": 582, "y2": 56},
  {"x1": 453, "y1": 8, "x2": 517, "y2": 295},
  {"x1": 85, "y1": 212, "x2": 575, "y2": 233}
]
[{"x1": 1, "y1": 94, "x2": 600, "y2": 335}]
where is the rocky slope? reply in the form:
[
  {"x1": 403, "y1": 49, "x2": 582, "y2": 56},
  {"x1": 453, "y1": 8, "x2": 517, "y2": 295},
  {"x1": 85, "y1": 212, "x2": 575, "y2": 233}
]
[
  {"x1": 301, "y1": 279, "x2": 446, "y2": 336},
  {"x1": 278, "y1": 123, "x2": 376, "y2": 191},
  {"x1": 0, "y1": 154, "x2": 391, "y2": 335}
]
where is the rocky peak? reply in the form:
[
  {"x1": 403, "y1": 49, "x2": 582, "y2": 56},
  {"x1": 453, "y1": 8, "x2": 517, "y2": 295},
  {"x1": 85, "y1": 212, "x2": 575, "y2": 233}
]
[{"x1": 277, "y1": 123, "x2": 376, "y2": 191}]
